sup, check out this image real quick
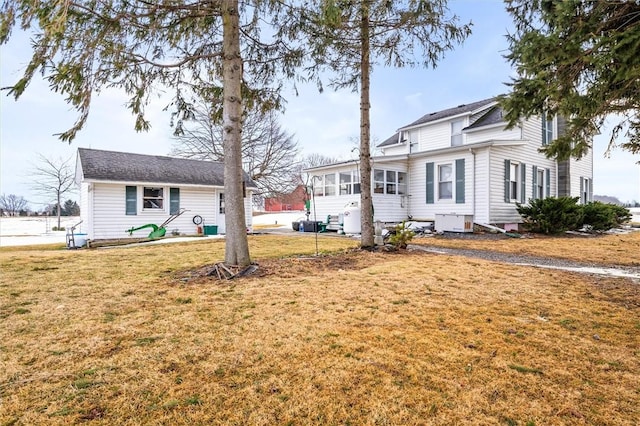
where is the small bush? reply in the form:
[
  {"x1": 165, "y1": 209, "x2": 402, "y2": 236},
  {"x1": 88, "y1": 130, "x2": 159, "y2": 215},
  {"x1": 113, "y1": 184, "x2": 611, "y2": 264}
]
[
  {"x1": 52, "y1": 226, "x2": 66, "y2": 231},
  {"x1": 516, "y1": 197, "x2": 583, "y2": 234},
  {"x1": 388, "y1": 221, "x2": 415, "y2": 249},
  {"x1": 581, "y1": 202, "x2": 631, "y2": 231}
]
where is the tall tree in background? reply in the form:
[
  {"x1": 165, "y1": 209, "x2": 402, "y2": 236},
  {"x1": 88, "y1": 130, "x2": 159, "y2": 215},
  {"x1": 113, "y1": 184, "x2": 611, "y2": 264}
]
[
  {"x1": 30, "y1": 155, "x2": 76, "y2": 229},
  {"x1": 171, "y1": 98, "x2": 300, "y2": 199},
  {"x1": 0, "y1": 1, "x2": 304, "y2": 267},
  {"x1": 0, "y1": 194, "x2": 29, "y2": 216},
  {"x1": 501, "y1": 1, "x2": 640, "y2": 160},
  {"x1": 62, "y1": 199, "x2": 81, "y2": 216},
  {"x1": 301, "y1": 0, "x2": 471, "y2": 248}
]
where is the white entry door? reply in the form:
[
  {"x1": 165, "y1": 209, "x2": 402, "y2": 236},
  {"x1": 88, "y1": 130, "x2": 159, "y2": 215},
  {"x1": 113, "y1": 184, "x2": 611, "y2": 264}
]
[{"x1": 216, "y1": 192, "x2": 226, "y2": 234}]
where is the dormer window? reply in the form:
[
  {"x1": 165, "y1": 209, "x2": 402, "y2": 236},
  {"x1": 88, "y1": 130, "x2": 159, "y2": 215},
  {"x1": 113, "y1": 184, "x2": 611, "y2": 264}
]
[{"x1": 451, "y1": 120, "x2": 463, "y2": 146}]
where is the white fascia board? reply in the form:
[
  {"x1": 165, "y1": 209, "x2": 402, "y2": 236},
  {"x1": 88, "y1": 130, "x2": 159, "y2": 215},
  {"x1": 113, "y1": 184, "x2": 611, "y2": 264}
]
[
  {"x1": 408, "y1": 140, "x2": 527, "y2": 159},
  {"x1": 463, "y1": 121, "x2": 507, "y2": 133}
]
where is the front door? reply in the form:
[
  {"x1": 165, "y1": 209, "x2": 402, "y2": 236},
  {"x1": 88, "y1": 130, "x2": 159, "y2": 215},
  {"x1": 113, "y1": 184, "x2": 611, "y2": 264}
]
[{"x1": 216, "y1": 192, "x2": 226, "y2": 234}]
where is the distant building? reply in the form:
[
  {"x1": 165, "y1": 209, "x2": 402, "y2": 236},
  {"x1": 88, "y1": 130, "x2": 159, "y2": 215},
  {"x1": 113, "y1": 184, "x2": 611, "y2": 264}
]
[{"x1": 264, "y1": 185, "x2": 308, "y2": 212}]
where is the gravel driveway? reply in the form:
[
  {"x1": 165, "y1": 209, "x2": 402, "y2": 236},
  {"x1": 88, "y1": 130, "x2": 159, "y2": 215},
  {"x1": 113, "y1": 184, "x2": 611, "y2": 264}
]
[{"x1": 408, "y1": 243, "x2": 640, "y2": 281}]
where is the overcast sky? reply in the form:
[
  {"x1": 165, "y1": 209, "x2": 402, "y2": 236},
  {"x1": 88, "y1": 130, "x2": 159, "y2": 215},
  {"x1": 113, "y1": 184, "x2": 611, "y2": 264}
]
[{"x1": 1, "y1": 0, "x2": 639, "y2": 209}]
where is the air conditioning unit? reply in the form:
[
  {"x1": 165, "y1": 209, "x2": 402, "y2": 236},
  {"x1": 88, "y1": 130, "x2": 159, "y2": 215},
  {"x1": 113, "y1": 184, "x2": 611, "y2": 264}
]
[{"x1": 435, "y1": 214, "x2": 474, "y2": 233}]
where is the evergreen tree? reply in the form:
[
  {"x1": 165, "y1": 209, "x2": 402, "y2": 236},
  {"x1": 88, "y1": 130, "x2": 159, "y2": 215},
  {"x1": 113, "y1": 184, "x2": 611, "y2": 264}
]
[
  {"x1": 299, "y1": 0, "x2": 471, "y2": 248},
  {"x1": 1, "y1": 1, "x2": 305, "y2": 267},
  {"x1": 501, "y1": 1, "x2": 640, "y2": 160}
]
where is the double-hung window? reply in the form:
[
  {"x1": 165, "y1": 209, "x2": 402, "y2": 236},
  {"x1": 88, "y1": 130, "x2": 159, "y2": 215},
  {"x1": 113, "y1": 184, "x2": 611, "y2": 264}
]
[
  {"x1": 451, "y1": 120, "x2": 463, "y2": 146},
  {"x1": 536, "y1": 169, "x2": 544, "y2": 199},
  {"x1": 580, "y1": 177, "x2": 592, "y2": 204},
  {"x1": 426, "y1": 160, "x2": 464, "y2": 204},
  {"x1": 438, "y1": 164, "x2": 453, "y2": 200},
  {"x1": 398, "y1": 172, "x2": 407, "y2": 195},
  {"x1": 324, "y1": 173, "x2": 336, "y2": 196},
  {"x1": 504, "y1": 160, "x2": 526, "y2": 203},
  {"x1": 542, "y1": 114, "x2": 554, "y2": 146},
  {"x1": 509, "y1": 163, "x2": 519, "y2": 201},
  {"x1": 386, "y1": 170, "x2": 397, "y2": 194},
  {"x1": 143, "y1": 187, "x2": 164, "y2": 210}
]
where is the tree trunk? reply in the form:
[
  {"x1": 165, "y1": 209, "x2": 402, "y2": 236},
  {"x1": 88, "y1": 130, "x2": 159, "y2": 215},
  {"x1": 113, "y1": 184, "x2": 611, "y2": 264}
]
[
  {"x1": 222, "y1": 0, "x2": 252, "y2": 267},
  {"x1": 56, "y1": 191, "x2": 62, "y2": 229},
  {"x1": 359, "y1": 2, "x2": 374, "y2": 248}
]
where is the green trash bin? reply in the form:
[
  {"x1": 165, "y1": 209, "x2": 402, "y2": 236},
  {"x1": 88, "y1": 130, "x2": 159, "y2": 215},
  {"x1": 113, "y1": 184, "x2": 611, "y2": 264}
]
[{"x1": 203, "y1": 225, "x2": 218, "y2": 235}]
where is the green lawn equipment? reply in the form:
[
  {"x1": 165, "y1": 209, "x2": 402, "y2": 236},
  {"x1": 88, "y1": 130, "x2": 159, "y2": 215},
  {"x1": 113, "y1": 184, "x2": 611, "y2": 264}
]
[{"x1": 126, "y1": 209, "x2": 187, "y2": 239}]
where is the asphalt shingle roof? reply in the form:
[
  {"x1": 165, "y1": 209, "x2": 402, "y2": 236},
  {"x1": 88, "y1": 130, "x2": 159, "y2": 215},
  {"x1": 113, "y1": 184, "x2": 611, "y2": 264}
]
[
  {"x1": 377, "y1": 97, "x2": 498, "y2": 148},
  {"x1": 464, "y1": 106, "x2": 505, "y2": 130},
  {"x1": 78, "y1": 148, "x2": 257, "y2": 188},
  {"x1": 403, "y1": 97, "x2": 497, "y2": 128}
]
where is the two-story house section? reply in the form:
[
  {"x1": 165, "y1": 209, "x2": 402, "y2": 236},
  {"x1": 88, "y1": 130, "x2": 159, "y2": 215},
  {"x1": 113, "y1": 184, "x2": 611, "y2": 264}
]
[{"x1": 304, "y1": 97, "x2": 593, "y2": 231}]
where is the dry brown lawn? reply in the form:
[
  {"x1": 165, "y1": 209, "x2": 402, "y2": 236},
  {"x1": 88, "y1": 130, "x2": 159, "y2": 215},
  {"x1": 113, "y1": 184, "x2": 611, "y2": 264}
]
[
  {"x1": 1, "y1": 234, "x2": 638, "y2": 425},
  {"x1": 412, "y1": 230, "x2": 640, "y2": 266}
]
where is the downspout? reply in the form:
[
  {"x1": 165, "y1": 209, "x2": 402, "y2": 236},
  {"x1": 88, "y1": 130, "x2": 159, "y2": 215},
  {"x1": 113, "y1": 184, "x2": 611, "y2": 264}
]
[
  {"x1": 406, "y1": 153, "x2": 411, "y2": 219},
  {"x1": 469, "y1": 148, "x2": 476, "y2": 219},
  {"x1": 487, "y1": 147, "x2": 492, "y2": 223}
]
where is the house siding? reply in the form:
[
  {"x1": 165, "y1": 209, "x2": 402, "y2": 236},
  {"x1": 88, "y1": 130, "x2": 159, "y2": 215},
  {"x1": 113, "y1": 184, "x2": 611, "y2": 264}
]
[
  {"x1": 86, "y1": 183, "x2": 251, "y2": 239},
  {"x1": 472, "y1": 149, "x2": 491, "y2": 224},
  {"x1": 569, "y1": 155, "x2": 593, "y2": 200},
  {"x1": 78, "y1": 182, "x2": 92, "y2": 236},
  {"x1": 465, "y1": 126, "x2": 520, "y2": 144},
  {"x1": 420, "y1": 121, "x2": 452, "y2": 151},
  {"x1": 306, "y1": 101, "x2": 593, "y2": 231},
  {"x1": 408, "y1": 151, "x2": 474, "y2": 221},
  {"x1": 488, "y1": 117, "x2": 558, "y2": 224}
]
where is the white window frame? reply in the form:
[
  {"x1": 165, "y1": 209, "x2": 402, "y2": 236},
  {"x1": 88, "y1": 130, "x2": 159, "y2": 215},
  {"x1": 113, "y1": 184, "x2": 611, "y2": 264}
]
[
  {"x1": 581, "y1": 177, "x2": 592, "y2": 204},
  {"x1": 536, "y1": 168, "x2": 545, "y2": 200},
  {"x1": 509, "y1": 163, "x2": 520, "y2": 202},
  {"x1": 373, "y1": 169, "x2": 407, "y2": 195},
  {"x1": 451, "y1": 120, "x2": 463, "y2": 146},
  {"x1": 339, "y1": 171, "x2": 361, "y2": 195},
  {"x1": 313, "y1": 173, "x2": 337, "y2": 197},
  {"x1": 438, "y1": 163, "x2": 453, "y2": 200},
  {"x1": 143, "y1": 187, "x2": 164, "y2": 210},
  {"x1": 542, "y1": 114, "x2": 555, "y2": 146},
  {"x1": 374, "y1": 169, "x2": 385, "y2": 194},
  {"x1": 398, "y1": 172, "x2": 407, "y2": 195}
]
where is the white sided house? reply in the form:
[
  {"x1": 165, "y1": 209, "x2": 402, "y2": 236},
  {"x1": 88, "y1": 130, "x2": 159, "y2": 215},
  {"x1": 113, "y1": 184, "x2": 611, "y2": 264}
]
[
  {"x1": 306, "y1": 97, "x2": 593, "y2": 232},
  {"x1": 75, "y1": 148, "x2": 257, "y2": 240}
]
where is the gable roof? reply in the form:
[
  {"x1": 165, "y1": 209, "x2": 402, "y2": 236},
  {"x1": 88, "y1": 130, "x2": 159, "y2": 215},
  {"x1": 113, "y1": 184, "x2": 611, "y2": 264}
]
[
  {"x1": 464, "y1": 105, "x2": 505, "y2": 130},
  {"x1": 403, "y1": 97, "x2": 497, "y2": 128},
  {"x1": 377, "y1": 97, "x2": 498, "y2": 148},
  {"x1": 77, "y1": 148, "x2": 257, "y2": 188}
]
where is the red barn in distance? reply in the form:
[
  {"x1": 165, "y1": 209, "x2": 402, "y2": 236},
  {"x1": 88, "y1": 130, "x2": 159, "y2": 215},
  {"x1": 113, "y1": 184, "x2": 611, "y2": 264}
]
[{"x1": 264, "y1": 185, "x2": 308, "y2": 212}]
